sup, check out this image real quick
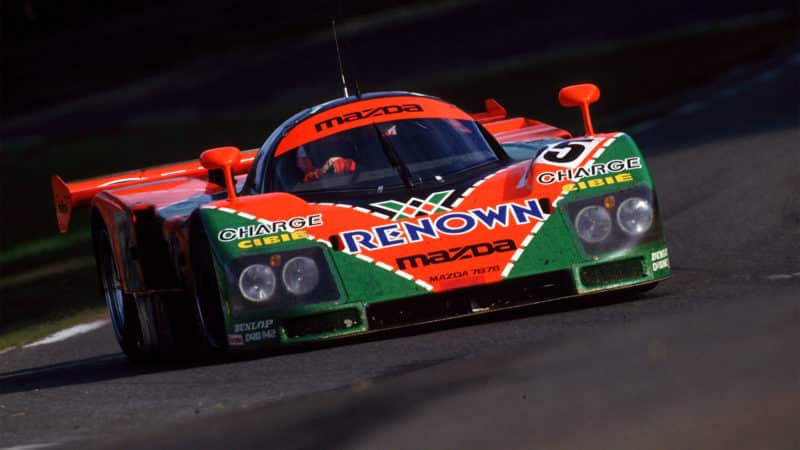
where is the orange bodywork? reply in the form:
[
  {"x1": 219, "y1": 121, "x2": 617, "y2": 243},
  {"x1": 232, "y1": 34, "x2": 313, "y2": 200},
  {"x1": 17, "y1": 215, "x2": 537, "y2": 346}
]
[
  {"x1": 51, "y1": 149, "x2": 257, "y2": 233},
  {"x1": 484, "y1": 117, "x2": 571, "y2": 143},
  {"x1": 275, "y1": 96, "x2": 473, "y2": 156},
  {"x1": 52, "y1": 96, "x2": 572, "y2": 234},
  {"x1": 472, "y1": 99, "x2": 508, "y2": 123}
]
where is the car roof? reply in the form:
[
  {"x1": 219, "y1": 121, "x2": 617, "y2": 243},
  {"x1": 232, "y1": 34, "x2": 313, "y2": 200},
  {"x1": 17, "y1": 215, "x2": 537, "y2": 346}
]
[{"x1": 269, "y1": 91, "x2": 474, "y2": 157}]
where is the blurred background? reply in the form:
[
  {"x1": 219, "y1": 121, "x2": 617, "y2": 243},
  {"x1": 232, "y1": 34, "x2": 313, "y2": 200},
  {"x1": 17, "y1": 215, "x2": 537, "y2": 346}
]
[{"x1": 1, "y1": 0, "x2": 797, "y2": 339}]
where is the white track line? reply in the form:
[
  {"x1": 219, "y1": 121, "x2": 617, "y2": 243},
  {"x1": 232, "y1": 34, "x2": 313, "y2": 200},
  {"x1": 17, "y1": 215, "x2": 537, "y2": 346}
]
[
  {"x1": 23, "y1": 320, "x2": 109, "y2": 348},
  {"x1": 0, "y1": 444, "x2": 59, "y2": 450},
  {"x1": 765, "y1": 272, "x2": 800, "y2": 281}
]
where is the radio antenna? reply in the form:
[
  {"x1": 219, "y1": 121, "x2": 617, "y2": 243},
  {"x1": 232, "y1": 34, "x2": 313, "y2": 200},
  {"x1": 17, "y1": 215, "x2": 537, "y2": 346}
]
[{"x1": 331, "y1": 19, "x2": 349, "y2": 98}]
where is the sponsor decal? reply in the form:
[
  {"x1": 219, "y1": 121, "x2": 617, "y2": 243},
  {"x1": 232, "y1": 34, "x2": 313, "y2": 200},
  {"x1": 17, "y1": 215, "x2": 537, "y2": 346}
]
[
  {"x1": 397, "y1": 239, "x2": 516, "y2": 269},
  {"x1": 245, "y1": 330, "x2": 277, "y2": 343},
  {"x1": 372, "y1": 190, "x2": 454, "y2": 220},
  {"x1": 218, "y1": 214, "x2": 322, "y2": 242},
  {"x1": 234, "y1": 320, "x2": 278, "y2": 344},
  {"x1": 430, "y1": 270, "x2": 468, "y2": 282},
  {"x1": 233, "y1": 319, "x2": 275, "y2": 333},
  {"x1": 227, "y1": 334, "x2": 244, "y2": 346},
  {"x1": 562, "y1": 172, "x2": 634, "y2": 192},
  {"x1": 341, "y1": 198, "x2": 546, "y2": 253},
  {"x1": 429, "y1": 264, "x2": 501, "y2": 283},
  {"x1": 537, "y1": 157, "x2": 641, "y2": 185},
  {"x1": 236, "y1": 230, "x2": 308, "y2": 249},
  {"x1": 651, "y1": 248, "x2": 670, "y2": 272},
  {"x1": 314, "y1": 103, "x2": 424, "y2": 132}
]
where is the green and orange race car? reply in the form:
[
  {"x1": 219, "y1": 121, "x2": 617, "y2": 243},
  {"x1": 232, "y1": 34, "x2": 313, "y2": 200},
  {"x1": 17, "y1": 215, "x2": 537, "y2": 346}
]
[{"x1": 51, "y1": 84, "x2": 670, "y2": 360}]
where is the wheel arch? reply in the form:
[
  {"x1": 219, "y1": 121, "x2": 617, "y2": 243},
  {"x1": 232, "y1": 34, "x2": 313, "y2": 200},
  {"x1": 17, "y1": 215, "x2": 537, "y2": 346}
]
[
  {"x1": 90, "y1": 195, "x2": 144, "y2": 294},
  {"x1": 90, "y1": 192, "x2": 183, "y2": 294},
  {"x1": 187, "y1": 211, "x2": 229, "y2": 349}
]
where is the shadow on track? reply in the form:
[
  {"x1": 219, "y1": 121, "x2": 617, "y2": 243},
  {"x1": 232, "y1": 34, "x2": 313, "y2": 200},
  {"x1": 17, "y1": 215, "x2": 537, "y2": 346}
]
[
  {"x1": 1, "y1": 353, "x2": 139, "y2": 395},
  {"x1": 95, "y1": 363, "x2": 497, "y2": 450},
  {"x1": 0, "y1": 287, "x2": 659, "y2": 396},
  {"x1": 0, "y1": 353, "x2": 198, "y2": 395}
]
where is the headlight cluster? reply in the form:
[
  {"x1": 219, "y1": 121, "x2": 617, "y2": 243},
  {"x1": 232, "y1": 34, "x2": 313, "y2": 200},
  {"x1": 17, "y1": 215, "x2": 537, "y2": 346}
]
[
  {"x1": 232, "y1": 248, "x2": 338, "y2": 307},
  {"x1": 567, "y1": 188, "x2": 658, "y2": 253},
  {"x1": 239, "y1": 256, "x2": 321, "y2": 302},
  {"x1": 574, "y1": 205, "x2": 613, "y2": 243},
  {"x1": 239, "y1": 264, "x2": 277, "y2": 302},
  {"x1": 282, "y1": 256, "x2": 320, "y2": 296},
  {"x1": 616, "y1": 197, "x2": 654, "y2": 235}
]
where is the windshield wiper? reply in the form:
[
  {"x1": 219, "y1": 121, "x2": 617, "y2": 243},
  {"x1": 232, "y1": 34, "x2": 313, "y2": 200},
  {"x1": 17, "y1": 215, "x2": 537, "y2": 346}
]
[{"x1": 371, "y1": 123, "x2": 414, "y2": 189}]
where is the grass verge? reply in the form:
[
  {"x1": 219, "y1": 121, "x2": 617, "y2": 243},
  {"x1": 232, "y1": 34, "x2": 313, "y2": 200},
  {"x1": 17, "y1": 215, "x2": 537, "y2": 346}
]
[
  {"x1": 0, "y1": 228, "x2": 91, "y2": 266},
  {"x1": 0, "y1": 265, "x2": 104, "y2": 333},
  {"x1": 0, "y1": 306, "x2": 108, "y2": 352}
]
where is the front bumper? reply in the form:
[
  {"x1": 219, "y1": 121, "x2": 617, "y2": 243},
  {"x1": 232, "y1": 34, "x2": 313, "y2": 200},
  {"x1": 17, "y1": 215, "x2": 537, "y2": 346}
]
[{"x1": 224, "y1": 239, "x2": 669, "y2": 349}]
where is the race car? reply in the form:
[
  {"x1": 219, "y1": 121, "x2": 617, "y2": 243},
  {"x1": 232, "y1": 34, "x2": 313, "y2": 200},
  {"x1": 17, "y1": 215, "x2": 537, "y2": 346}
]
[{"x1": 51, "y1": 84, "x2": 670, "y2": 360}]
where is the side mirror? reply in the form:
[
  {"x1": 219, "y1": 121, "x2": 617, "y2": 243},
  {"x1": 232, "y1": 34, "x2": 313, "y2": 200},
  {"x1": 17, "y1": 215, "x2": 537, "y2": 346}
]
[
  {"x1": 201, "y1": 146, "x2": 241, "y2": 201},
  {"x1": 558, "y1": 83, "x2": 600, "y2": 136}
]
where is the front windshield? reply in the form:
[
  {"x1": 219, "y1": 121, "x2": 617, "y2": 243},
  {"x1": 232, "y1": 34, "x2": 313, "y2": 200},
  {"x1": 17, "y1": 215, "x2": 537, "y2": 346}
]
[{"x1": 270, "y1": 118, "x2": 500, "y2": 193}]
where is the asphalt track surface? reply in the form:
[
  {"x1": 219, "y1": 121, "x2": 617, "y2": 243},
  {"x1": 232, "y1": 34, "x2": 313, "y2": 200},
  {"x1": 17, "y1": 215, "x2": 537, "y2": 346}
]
[{"x1": 1, "y1": 54, "x2": 799, "y2": 449}]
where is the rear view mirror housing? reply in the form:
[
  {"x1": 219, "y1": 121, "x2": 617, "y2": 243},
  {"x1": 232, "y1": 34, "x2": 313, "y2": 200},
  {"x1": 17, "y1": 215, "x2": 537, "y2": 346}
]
[
  {"x1": 201, "y1": 146, "x2": 241, "y2": 200},
  {"x1": 558, "y1": 83, "x2": 600, "y2": 136}
]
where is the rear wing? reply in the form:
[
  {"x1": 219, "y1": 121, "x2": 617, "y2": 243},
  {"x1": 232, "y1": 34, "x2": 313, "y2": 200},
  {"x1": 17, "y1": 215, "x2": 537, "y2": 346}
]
[
  {"x1": 52, "y1": 148, "x2": 258, "y2": 233},
  {"x1": 471, "y1": 99, "x2": 572, "y2": 143}
]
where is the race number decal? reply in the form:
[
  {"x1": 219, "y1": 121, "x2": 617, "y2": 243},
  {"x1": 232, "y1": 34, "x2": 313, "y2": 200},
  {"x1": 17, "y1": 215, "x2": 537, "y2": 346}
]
[{"x1": 535, "y1": 137, "x2": 605, "y2": 169}]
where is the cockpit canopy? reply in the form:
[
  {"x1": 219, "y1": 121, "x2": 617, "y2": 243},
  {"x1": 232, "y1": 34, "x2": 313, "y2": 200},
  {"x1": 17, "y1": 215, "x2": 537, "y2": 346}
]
[{"x1": 251, "y1": 94, "x2": 506, "y2": 194}]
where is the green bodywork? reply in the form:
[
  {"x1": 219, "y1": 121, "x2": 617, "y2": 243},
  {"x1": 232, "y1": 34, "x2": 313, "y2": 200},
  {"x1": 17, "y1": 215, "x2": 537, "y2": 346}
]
[{"x1": 199, "y1": 133, "x2": 670, "y2": 348}]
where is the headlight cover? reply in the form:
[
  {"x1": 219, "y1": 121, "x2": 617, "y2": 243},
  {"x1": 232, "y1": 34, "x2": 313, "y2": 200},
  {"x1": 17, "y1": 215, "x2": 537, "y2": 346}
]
[
  {"x1": 282, "y1": 256, "x2": 320, "y2": 295},
  {"x1": 616, "y1": 197, "x2": 654, "y2": 235},
  {"x1": 565, "y1": 187, "x2": 661, "y2": 255},
  {"x1": 229, "y1": 247, "x2": 340, "y2": 310},
  {"x1": 239, "y1": 264, "x2": 277, "y2": 302},
  {"x1": 574, "y1": 205, "x2": 613, "y2": 243}
]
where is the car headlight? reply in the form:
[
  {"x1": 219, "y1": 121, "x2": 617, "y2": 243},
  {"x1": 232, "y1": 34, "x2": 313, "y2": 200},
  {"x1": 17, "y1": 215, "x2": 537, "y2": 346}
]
[
  {"x1": 574, "y1": 205, "x2": 612, "y2": 243},
  {"x1": 239, "y1": 264, "x2": 276, "y2": 302},
  {"x1": 282, "y1": 256, "x2": 320, "y2": 295},
  {"x1": 616, "y1": 197, "x2": 654, "y2": 235}
]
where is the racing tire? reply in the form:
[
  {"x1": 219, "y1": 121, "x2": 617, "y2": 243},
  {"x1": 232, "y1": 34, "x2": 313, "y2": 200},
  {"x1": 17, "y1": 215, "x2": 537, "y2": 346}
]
[{"x1": 94, "y1": 228, "x2": 153, "y2": 362}]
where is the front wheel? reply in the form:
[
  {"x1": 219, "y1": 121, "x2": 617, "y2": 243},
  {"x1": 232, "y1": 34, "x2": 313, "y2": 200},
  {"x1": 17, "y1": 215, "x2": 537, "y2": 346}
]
[{"x1": 189, "y1": 217, "x2": 228, "y2": 352}]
